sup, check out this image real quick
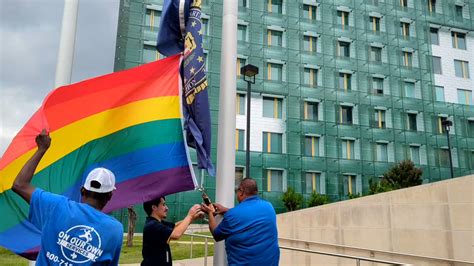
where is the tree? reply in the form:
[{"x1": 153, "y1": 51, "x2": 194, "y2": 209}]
[
  {"x1": 126, "y1": 207, "x2": 137, "y2": 247},
  {"x1": 307, "y1": 192, "x2": 329, "y2": 207},
  {"x1": 383, "y1": 160, "x2": 423, "y2": 189},
  {"x1": 369, "y1": 160, "x2": 423, "y2": 195},
  {"x1": 281, "y1": 187, "x2": 303, "y2": 211}
]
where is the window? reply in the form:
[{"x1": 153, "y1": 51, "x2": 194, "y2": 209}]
[
  {"x1": 238, "y1": 0, "x2": 247, "y2": 8},
  {"x1": 262, "y1": 132, "x2": 283, "y2": 153},
  {"x1": 432, "y1": 56, "x2": 442, "y2": 74},
  {"x1": 266, "y1": 169, "x2": 284, "y2": 191},
  {"x1": 305, "y1": 136, "x2": 320, "y2": 157},
  {"x1": 370, "y1": 16, "x2": 380, "y2": 32},
  {"x1": 341, "y1": 139, "x2": 355, "y2": 159},
  {"x1": 143, "y1": 45, "x2": 160, "y2": 63},
  {"x1": 401, "y1": 22, "x2": 410, "y2": 38},
  {"x1": 400, "y1": 0, "x2": 407, "y2": 7},
  {"x1": 303, "y1": 4, "x2": 317, "y2": 20},
  {"x1": 337, "y1": 11, "x2": 349, "y2": 29},
  {"x1": 410, "y1": 145, "x2": 420, "y2": 164},
  {"x1": 305, "y1": 172, "x2": 320, "y2": 194},
  {"x1": 339, "y1": 73, "x2": 352, "y2": 91},
  {"x1": 403, "y1": 51, "x2": 413, "y2": 67},
  {"x1": 343, "y1": 175, "x2": 357, "y2": 195},
  {"x1": 437, "y1": 116, "x2": 448, "y2": 134},
  {"x1": 428, "y1": 0, "x2": 436, "y2": 13},
  {"x1": 370, "y1": 46, "x2": 382, "y2": 62},
  {"x1": 268, "y1": 30, "x2": 283, "y2": 47},
  {"x1": 340, "y1": 106, "x2": 353, "y2": 124},
  {"x1": 455, "y1": 5, "x2": 463, "y2": 18},
  {"x1": 145, "y1": 9, "x2": 161, "y2": 31},
  {"x1": 376, "y1": 143, "x2": 388, "y2": 161},
  {"x1": 430, "y1": 28, "x2": 439, "y2": 45},
  {"x1": 267, "y1": 0, "x2": 282, "y2": 14},
  {"x1": 237, "y1": 57, "x2": 246, "y2": 77},
  {"x1": 267, "y1": 63, "x2": 283, "y2": 81},
  {"x1": 434, "y1": 86, "x2": 445, "y2": 101},
  {"x1": 337, "y1": 41, "x2": 350, "y2": 57},
  {"x1": 468, "y1": 120, "x2": 474, "y2": 137},
  {"x1": 237, "y1": 24, "x2": 247, "y2": 42},
  {"x1": 374, "y1": 109, "x2": 386, "y2": 128},
  {"x1": 404, "y1": 82, "x2": 415, "y2": 97},
  {"x1": 471, "y1": 151, "x2": 474, "y2": 168},
  {"x1": 303, "y1": 35, "x2": 317, "y2": 52},
  {"x1": 235, "y1": 166, "x2": 244, "y2": 186},
  {"x1": 201, "y1": 18, "x2": 209, "y2": 35},
  {"x1": 303, "y1": 68, "x2": 318, "y2": 87},
  {"x1": 457, "y1": 89, "x2": 473, "y2": 105},
  {"x1": 372, "y1": 77, "x2": 384, "y2": 94},
  {"x1": 236, "y1": 93, "x2": 245, "y2": 115},
  {"x1": 438, "y1": 148, "x2": 450, "y2": 167},
  {"x1": 452, "y1": 32, "x2": 467, "y2": 50},
  {"x1": 235, "y1": 129, "x2": 245, "y2": 150},
  {"x1": 304, "y1": 101, "x2": 318, "y2": 121},
  {"x1": 454, "y1": 60, "x2": 470, "y2": 78},
  {"x1": 263, "y1": 97, "x2": 282, "y2": 118},
  {"x1": 407, "y1": 113, "x2": 417, "y2": 131}
]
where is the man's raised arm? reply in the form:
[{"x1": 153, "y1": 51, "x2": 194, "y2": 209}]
[{"x1": 12, "y1": 129, "x2": 51, "y2": 203}]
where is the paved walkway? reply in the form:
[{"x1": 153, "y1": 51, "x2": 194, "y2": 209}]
[{"x1": 120, "y1": 256, "x2": 213, "y2": 266}]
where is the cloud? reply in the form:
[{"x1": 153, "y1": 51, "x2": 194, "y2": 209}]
[{"x1": 0, "y1": 0, "x2": 120, "y2": 156}]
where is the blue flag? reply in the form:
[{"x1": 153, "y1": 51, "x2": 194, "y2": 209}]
[
  {"x1": 156, "y1": 0, "x2": 190, "y2": 56},
  {"x1": 157, "y1": 0, "x2": 215, "y2": 176}
]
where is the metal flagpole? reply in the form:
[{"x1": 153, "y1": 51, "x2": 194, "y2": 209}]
[
  {"x1": 54, "y1": 0, "x2": 79, "y2": 88},
  {"x1": 29, "y1": 2, "x2": 78, "y2": 265},
  {"x1": 30, "y1": 1, "x2": 78, "y2": 263},
  {"x1": 214, "y1": 0, "x2": 238, "y2": 265}
]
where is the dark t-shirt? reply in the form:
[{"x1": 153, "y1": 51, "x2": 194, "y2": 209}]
[{"x1": 141, "y1": 217, "x2": 175, "y2": 266}]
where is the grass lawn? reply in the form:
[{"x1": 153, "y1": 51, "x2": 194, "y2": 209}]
[{"x1": 0, "y1": 233, "x2": 214, "y2": 265}]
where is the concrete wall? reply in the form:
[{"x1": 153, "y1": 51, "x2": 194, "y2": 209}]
[{"x1": 277, "y1": 175, "x2": 473, "y2": 266}]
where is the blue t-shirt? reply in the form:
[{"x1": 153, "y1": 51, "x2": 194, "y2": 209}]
[
  {"x1": 213, "y1": 196, "x2": 280, "y2": 266},
  {"x1": 29, "y1": 188, "x2": 123, "y2": 265}
]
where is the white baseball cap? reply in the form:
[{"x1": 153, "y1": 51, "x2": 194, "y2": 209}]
[{"x1": 83, "y1": 167, "x2": 116, "y2": 193}]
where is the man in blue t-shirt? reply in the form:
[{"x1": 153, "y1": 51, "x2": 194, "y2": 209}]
[
  {"x1": 12, "y1": 130, "x2": 124, "y2": 265},
  {"x1": 201, "y1": 178, "x2": 280, "y2": 266}
]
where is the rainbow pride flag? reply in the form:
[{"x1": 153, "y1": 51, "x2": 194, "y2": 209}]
[{"x1": 0, "y1": 55, "x2": 197, "y2": 258}]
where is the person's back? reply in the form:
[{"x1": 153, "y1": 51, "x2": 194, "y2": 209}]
[
  {"x1": 216, "y1": 196, "x2": 279, "y2": 265},
  {"x1": 11, "y1": 132, "x2": 124, "y2": 265},
  {"x1": 31, "y1": 189, "x2": 123, "y2": 265}
]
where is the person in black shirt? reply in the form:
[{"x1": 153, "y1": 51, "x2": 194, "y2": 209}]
[{"x1": 141, "y1": 196, "x2": 203, "y2": 266}]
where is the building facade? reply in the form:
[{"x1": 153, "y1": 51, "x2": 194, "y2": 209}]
[{"x1": 113, "y1": 0, "x2": 474, "y2": 223}]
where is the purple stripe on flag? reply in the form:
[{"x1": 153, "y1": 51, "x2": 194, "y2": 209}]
[{"x1": 103, "y1": 166, "x2": 195, "y2": 212}]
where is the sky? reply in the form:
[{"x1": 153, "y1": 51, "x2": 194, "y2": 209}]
[{"x1": 0, "y1": 0, "x2": 120, "y2": 156}]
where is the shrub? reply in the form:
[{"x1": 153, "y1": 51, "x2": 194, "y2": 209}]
[
  {"x1": 307, "y1": 192, "x2": 330, "y2": 207},
  {"x1": 281, "y1": 187, "x2": 303, "y2": 211}
]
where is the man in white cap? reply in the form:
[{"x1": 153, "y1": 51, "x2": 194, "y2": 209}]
[{"x1": 12, "y1": 130, "x2": 124, "y2": 265}]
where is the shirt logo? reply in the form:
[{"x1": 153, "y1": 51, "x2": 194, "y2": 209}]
[{"x1": 57, "y1": 225, "x2": 103, "y2": 263}]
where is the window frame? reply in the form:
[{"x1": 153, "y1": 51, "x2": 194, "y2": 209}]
[
  {"x1": 263, "y1": 96, "x2": 283, "y2": 118},
  {"x1": 340, "y1": 105, "x2": 353, "y2": 124},
  {"x1": 262, "y1": 132, "x2": 283, "y2": 153},
  {"x1": 430, "y1": 27, "x2": 439, "y2": 45},
  {"x1": 432, "y1": 56, "x2": 442, "y2": 74},
  {"x1": 303, "y1": 101, "x2": 319, "y2": 121}
]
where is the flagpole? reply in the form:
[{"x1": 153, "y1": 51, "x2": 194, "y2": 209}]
[
  {"x1": 54, "y1": 0, "x2": 79, "y2": 88},
  {"x1": 29, "y1": 2, "x2": 78, "y2": 264},
  {"x1": 214, "y1": 0, "x2": 238, "y2": 265}
]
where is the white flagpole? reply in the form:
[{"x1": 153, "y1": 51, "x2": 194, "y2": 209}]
[
  {"x1": 30, "y1": 0, "x2": 78, "y2": 264},
  {"x1": 214, "y1": 0, "x2": 238, "y2": 265},
  {"x1": 54, "y1": 0, "x2": 79, "y2": 88}
]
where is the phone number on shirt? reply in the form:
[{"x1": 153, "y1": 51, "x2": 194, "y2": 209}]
[{"x1": 46, "y1": 251, "x2": 73, "y2": 266}]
